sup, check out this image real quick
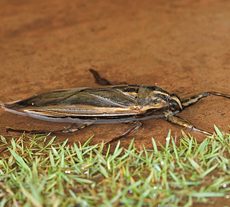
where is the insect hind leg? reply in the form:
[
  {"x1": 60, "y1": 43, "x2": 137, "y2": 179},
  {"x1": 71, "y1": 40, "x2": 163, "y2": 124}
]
[
  {"x1": 89, "y1": 68, "x2": 127, "y2": 85},
  {"x1": 182, "y1": 91, "x2": 230, "y2": 108},
  {"x1": 89, "y1": 68, "x2": 112, "y2": 85},
  {"x1": 6, "y1": 123, "x2": 93, "y2": 134}
]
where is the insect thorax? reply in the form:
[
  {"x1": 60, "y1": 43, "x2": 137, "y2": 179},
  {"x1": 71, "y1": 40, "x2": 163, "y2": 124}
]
[{"x1": 135, "y1": 86, "x2": 182, "y2": 113}]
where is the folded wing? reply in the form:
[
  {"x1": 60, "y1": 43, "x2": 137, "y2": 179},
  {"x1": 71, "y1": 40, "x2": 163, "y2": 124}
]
[{"x1": 4, "y1": 87, "x2": 141, "y2": 117}]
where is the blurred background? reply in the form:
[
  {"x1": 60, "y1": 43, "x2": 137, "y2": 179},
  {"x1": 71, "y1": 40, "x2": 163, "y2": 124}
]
[{"x1": 0, "y1": 0, "x2": 230, "y2": 146}]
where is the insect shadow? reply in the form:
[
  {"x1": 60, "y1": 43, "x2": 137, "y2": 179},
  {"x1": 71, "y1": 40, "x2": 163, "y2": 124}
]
[{"x1": 2, "y1": 69, "x2": 230, "y2": 144}]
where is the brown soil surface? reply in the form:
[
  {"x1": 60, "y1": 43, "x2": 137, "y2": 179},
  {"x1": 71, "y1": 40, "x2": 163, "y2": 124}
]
[
  {"x1": 0, "y1": 1, "x2": 230, "y2": 206},
  {"x1": 0, "y1": 0, "x2": 230, "y2": 148}
]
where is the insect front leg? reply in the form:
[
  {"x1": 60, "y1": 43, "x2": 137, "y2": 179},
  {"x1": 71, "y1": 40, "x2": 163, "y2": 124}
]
[
  {"x1": 181, "y1": 92, "x2": 230, "y2": 108},
  {"x1": 89, "y1": 68, "x2": 127, "y2": 85},
  {"x1": 6, "y1": 123, "x2": 93, "y2": 134},
  {"x1": 166, "y1": 115, "x2": 211, "y2": 136},
  {"x1": 105, "y1": 121, "x2": 143, "y2": 145}
]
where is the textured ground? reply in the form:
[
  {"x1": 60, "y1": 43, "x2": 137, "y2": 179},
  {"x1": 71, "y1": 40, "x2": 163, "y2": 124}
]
[{"x1": 0, "y1": 0, "x2": 230, "y2": 147}]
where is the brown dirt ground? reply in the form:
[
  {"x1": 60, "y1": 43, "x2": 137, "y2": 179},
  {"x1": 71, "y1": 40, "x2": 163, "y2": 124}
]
[
  {"x1": 1, "y1": 0, "x2": 230, "y2": 146},
  {"x1": 0, "y1": 0, "x2": 230, "y2": 206}
]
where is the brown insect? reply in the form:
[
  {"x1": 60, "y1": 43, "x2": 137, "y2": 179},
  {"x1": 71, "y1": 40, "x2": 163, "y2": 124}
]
[{"x1": 1, "y1": 69, "x2": 230, "y2": 144}]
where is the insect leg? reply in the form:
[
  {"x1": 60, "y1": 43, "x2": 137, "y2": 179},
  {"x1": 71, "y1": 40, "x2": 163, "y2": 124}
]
[
  {"x1": 89, "y1": 68, "x2": 127, "y2": 85},
  {"x1": 60, "y1": 123, "x2": 93, "y2": 133},
  {"x1": 89, "y1": 68, "x2": 112, "y2": 85},
  {"x1": 182, "y1": 92, "x2": 230, "y2": 108},
  {"x1": 105, "y1": 121, "x2": 143, "y2": 145},
  {"x1": 6, "y1": 123, "x2": 93, "y2": 134},
  {"x1": 166, "y1": 115, "x2": 211, "y2": 135}
]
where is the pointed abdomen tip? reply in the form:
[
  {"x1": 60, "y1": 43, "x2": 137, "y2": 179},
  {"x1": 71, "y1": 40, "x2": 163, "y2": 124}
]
[{"x1": 0, "y1": 101, "x2": 4, "y2": 108}]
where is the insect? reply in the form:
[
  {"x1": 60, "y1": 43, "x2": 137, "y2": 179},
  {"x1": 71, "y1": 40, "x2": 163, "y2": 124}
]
[{"x1": 1, "y1": 69, "x2": 230, "y2": 144}]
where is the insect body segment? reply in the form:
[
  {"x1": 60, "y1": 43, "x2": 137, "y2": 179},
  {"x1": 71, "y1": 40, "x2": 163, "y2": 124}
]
[
  {"x1": 2, "y1": 68, "x2": 230, "y2": 144},
  {"x1": 4, "y1": 84, "x2": 180, "y2": 121}
]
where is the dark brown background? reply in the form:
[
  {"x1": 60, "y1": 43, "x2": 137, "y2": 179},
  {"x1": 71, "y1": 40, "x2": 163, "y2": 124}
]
[{"x1": 0, "y1": 0, "x2": 230, "y2": 147}]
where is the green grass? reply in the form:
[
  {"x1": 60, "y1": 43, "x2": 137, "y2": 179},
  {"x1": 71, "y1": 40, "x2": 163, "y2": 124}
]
[{"x1": 0, "y1": 127, "x2": 229, "y2": 207}]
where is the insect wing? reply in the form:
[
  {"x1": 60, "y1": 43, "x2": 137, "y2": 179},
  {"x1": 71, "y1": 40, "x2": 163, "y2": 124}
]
[{"x1": 4, "y1": 87, "x2": 141, "y2": 118}]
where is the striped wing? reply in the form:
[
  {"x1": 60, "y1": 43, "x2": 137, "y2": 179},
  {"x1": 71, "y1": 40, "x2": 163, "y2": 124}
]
[{"x1": 4, "y1": 86, "x2": 142, "y2": 117}]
